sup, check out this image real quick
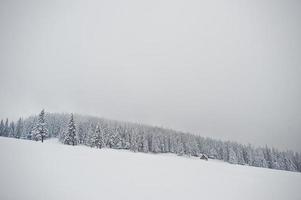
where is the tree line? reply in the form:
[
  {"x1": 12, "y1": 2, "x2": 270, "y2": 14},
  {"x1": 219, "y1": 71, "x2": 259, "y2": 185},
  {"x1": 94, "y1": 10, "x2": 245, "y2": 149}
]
[{"x1": 0, "y1": 110, "x2": 300, "y2": 172}]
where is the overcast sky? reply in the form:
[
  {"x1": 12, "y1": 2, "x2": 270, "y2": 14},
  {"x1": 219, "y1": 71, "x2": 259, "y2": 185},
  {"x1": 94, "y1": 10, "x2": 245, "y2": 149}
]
[{"x1": 0, "y1": 0, "x2": 300, "y2": 151}]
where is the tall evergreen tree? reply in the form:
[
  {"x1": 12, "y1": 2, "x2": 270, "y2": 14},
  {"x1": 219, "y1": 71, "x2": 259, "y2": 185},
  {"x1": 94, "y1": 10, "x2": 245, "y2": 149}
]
[
  {"x1": 33, "y1": 109, "x2": 48, "y2": 142},
  {"x1": 228, "y1": 145, "x2": 238, "y2": 164},
  {"x1": 0, "y1": 119, "x2": 4, "y2": 136},
  {"x1": 129, "y1": 129, "x2": 139, "y2": 152},
  {"x1": 77, "y1": 123, "x2": 85, "y2": 144},
  {"x1": 9, "y1": 121, "x2": 15, "y2": 138},
  {"x1": 15, "y1": 118, "x2": 23, "y2": 139},
  {"x1": 3, "y1": 119, "x2": 9, "y2": 137},
  {"x1": 91, "y1": 125, "x2": 103, "y2": 148},
  {"x1": 64, "y1": 114, "x2": 77, "y2": 146}
]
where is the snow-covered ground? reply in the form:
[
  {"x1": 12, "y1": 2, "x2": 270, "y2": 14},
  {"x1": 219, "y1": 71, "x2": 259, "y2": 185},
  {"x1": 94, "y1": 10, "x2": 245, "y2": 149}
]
[{"x1": 0, "y1": 137, "x2": 300, "y2": 200}]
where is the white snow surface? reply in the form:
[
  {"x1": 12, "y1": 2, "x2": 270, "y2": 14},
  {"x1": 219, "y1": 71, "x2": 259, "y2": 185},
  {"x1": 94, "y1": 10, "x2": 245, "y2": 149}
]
[{"x1": 0, "y1": 137, "x2": 300, "y2": 200}]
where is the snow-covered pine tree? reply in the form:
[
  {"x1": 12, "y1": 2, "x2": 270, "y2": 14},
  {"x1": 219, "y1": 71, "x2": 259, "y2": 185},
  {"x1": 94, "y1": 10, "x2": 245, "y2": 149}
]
[
  {"x1": 24, "y1": 118, "x2": 35, "y2": 140},
  {"x1": 186, "y1": 136, "x2": 199, "y2": 156},
  {"x1": 77, "y1": 123, "x2": 85, "y2": 144},
  {"x1": 108, "y1": 128, "x2": 117, "y2": 148},
  {"x1": 174, "y1": 134, "x2": 184, "y2": 155},
  {"x1": 3, "y1": 119, "x2": 9, "y2": 137},
  {"x1": 150, "y1": 134, "x2": 161, "y2": 153},
  {"x1": 33, "y1": 109, "x2": 48, "y2": 142},
  {"x1": 95, "y1": 125, "x2": 104, "y2": 148},
  {"x1": 282, "y1": 151, "x2": 297, "y2": 171},
  {"x1": 123, "y1": 128, "x2": 131, "y2": 149},
  {"x1": 263, "y1": 146, "x2": 273, "y2": 168},
  {"x1": 15, "y1": 118, "x2": 23, "y2": 139},
  {"x1": 64, "y1": 114, "x2": 77, "y2": 146},
  {"x1": 129, "y1": 129, "x2": 139, "y2": 152},
  {"x1": 243, "y1": 144, "x2": 254, "y2": 166},
  {"x1": 86, "y1": 124, "x2": 95, "y2": 147},
  {"x1": 270, "y1": 148, "x2": 281, "y2": 170},
  {"x1": 222, "y1": 142, "x2": 229, "y2": 162},
  {"x1": 111, "y1": 127, "x2": 122, "y2": 149},
  {"x1": 253, "y1": 148, "x2": 268, "y2": 168},
  {"x1": 138, "y1": 132, "x2": 149, "y2": 153},
  {"x1": 228, "y1": 145, "x2": 238, "y2": 164},
  {"x1": 0, "y1": 119, "x2": 4, "y2": 136},
  {"x1": 235, "y1": 144, "x2": 245, "y2": 165},
  {"x1": 89, "y1": 126, "x2": 96, "y2": 148},
  {"x1": 294, "y1": 152, "x2": 301, "y2": 172},
  {"x1": 9, "y1": 121, "x2": 15, "y2": 138},
  {"x1": 102, "y1": 123, "x2": 110, "y2": 147}
]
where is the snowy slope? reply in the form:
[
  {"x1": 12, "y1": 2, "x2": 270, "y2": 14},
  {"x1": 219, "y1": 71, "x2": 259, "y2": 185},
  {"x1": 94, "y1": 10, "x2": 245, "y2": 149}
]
[{"x1": 0, "y1": 137, "x2": 300, "y2": 200}]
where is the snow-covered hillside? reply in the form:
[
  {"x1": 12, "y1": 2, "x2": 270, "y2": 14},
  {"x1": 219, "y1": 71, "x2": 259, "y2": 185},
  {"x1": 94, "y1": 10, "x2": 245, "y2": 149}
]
[{"x1": 0, "y1": 137, "x2": 300, "y2": 200}]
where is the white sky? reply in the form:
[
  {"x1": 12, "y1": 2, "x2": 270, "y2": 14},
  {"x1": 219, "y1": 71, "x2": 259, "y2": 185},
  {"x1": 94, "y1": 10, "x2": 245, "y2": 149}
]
[{"x1": 0, "y1": 0, "x2": 300, "y2": 151}]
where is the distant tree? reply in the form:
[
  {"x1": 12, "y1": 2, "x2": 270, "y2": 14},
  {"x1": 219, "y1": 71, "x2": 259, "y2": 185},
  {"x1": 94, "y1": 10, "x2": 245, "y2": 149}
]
[
  {"x1": 9, "y1": 121, "x2": 15, "y2": 138},
  {"x1": 77, "y1": 123, "x2": 85, "y2": 144},
  {"x1": 111, "y1": 128, "x2": 122, "y2": 149},
  {"x1": 294, "y1": 152, "x2": 301, "y2": 172},
  {"x1": 278, "y1": 151, "x2": 296, "y2": 171},
  {"x1": 33, "y1": 110, "x2": 48, "y2": 142},
  {"x1": 91, "y1": 125, "x2": 103, "y2": 148},
  {"x1": 3, "y1": 119, "x2": 9, "y2": 137},
  {"x1": 15, "y1": 118, "x2": 23, "y2": 139},
  {"x1": 243, "y1": 144, "x2": 254, "y2": 166},
  {"x1": 174, "y1": 135, "x2": 184, "y2": 155},
  {"x1": 64, "y1": 114, "x2": 77, "y2": 146},
  {"x1": 222, "y1": 143, "x2": 229, "y2": 162},
  {"x1": 108, "y1": 128, "x2": 117, "y2": 148},
  {"x1": 228, "y1": 145, "x2": 238, "y2": 164},
  {"x1": 270, "y1": 148, "x2": 281, "y2": 169},
  {"x1": 253, "y1": 148, "x2": 268, "y2": 168},
  {"x1": 138, "y1": 133, "x2": 149, "y2": 153},
  {"x1": 129, "y1": 129, "x2": 139, "y2": 152},
  {"x1": 27, "y1": 118, "x2": 37, "y2": 140},
  {"x1": 0, "y1": 119, "x2": 4, "y2": 136},
  {"x1": 86, "y1": 124, "x2": 95, "y2": 147},
  {"x1": 263, "y1": 146, "x2": 273, "y2": 168},
  {"x1": 185, "y1": 136, "x2": 199, "y2": 156},
  {"x1": 150, "y1": 134, "x2": 161, "y2": 153}
]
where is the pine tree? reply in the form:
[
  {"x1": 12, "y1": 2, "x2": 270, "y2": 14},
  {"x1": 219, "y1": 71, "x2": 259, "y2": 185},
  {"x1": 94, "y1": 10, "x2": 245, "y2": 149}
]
[
  {"x1": 15, "y1": 118, "x2": 23, "y2": 139},
  {"x1": 102, "y1": 124, "x2": 110, "y2": 147},
  {"x1": 253, "y1": 148, "x2": 268, "y2": 168},
  {"x1": 228, "y1": 145, "x2": 238, "y2": 164},
  {"x1": 112, "y1": 127, "x2": 122, "y2": 149},
  {"x1": 174, "y1": 135, "x2": 184, "y2": 155},
  {"x1": 92, "y1": 125, "x2": 103, "y2": 148},
  {"x1": 77, "y1": 123, "x2": 85, "y2": 144},
  {"x1": 2, "y1": 119, "x2": 10, "y2": 137},
  {"x1": 222, "y1": 143, "x2": 229, "y2": 162},
  {"x1": 64, "y1": 114, "x2": 77, "y2": 146},
  {"x1": 9, "y1": 121, "x2": 15, "y2": 138},
  {"x1": 108, "y1": 129, "x2": 117, "y2": 148},
  {"x1": 294, "y1": 152, "x2": 301, "y2": 172},
  {"x1": 0, "y1": 119, "x2": 4, "y2": 136},
  {"x1": 270, "y1": 148, "x2": 281, "y2": 169},
  {"x1": 186, "y1": 136, "x2": 199, "y2": 156},
  {"x1": 86, "y1": 124, "x2": 95, "y2": 147},
  {"x1": 129, "y1": 130, "x2": 138, "y2": 152},
  {"x1": 243, "y1": 144, "x2": 254, "y2": 166},
  {"x1": 33, "y1": 110, "x2": 48, "y2": 142},
  {"x1": 263, "y1": 146, "x2": 273, "y2": 168},
  {"x1": 138, "y1": 133, "x2": 149, "y2": 153}
]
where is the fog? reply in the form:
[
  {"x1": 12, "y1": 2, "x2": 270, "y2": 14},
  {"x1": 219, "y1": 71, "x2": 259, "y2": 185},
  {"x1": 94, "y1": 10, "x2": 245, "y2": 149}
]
[{"x1": 0, "y1": 0, "x2": 300, "y2": 151}]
